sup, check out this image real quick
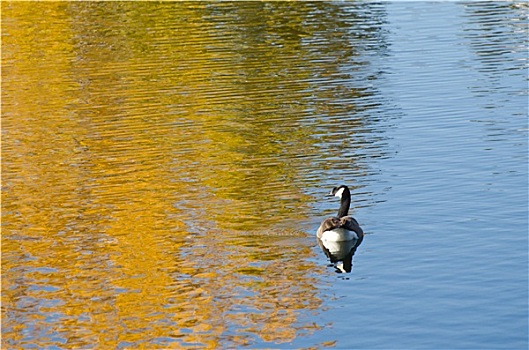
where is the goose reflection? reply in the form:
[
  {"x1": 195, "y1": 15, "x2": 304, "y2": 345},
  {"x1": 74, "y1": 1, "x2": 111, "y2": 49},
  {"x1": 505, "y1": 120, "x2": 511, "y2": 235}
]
[{"x1": 317, "y1": 237, "x2": 362, "y2": 273}]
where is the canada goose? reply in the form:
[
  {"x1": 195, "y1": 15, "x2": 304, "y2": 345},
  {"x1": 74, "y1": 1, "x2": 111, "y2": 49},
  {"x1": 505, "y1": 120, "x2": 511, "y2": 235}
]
[{"x1": 317, "y1": 185, "x2": 364, "y2": 242}]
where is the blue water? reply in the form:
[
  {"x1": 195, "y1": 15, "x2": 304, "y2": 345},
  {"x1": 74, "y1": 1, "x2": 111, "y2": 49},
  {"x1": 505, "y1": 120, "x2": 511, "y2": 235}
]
[
  {"x1": 296, "y1": 3, "x2": 528, "y2": 349},
  {"x1": 2, "y1": 1, "x2": 527, "y2": 349}
]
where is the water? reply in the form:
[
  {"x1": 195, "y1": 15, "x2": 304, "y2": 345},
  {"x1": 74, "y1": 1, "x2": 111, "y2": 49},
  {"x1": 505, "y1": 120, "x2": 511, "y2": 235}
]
[{"x1": 2, "y1": 1, "x2": 527, "y2": 349}]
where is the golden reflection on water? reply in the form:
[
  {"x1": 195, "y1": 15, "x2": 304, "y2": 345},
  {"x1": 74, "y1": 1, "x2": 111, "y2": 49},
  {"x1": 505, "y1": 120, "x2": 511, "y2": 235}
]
[{"x1": 2, "y1": 1, "x2": 388, "y2": 348}]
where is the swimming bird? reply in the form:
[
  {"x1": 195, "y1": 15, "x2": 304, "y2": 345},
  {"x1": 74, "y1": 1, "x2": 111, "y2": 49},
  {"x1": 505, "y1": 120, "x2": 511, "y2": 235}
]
[{"x1": 317, "y1": 185, "x2": 364, "y2": 242}]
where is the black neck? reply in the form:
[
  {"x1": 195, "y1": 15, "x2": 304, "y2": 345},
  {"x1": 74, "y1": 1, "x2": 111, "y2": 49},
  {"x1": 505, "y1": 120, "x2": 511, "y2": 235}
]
[{"x1": 337, "y1": 188, "x2": 351, "y2": 217}]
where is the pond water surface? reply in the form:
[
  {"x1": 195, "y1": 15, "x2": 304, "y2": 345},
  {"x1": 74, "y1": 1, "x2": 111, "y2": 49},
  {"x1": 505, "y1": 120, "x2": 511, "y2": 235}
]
[{"x1": 2, "y1": 2, "x2": 528, "y2": 349}]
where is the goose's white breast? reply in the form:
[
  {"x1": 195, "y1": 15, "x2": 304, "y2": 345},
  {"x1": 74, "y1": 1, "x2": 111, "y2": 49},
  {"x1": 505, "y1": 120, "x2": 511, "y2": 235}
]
[{"x1": 320, "y1": 228, "x2": 358, "y2": 242}]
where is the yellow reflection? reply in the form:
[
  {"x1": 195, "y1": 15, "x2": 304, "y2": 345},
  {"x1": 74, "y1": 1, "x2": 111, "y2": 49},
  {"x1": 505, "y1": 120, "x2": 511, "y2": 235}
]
[{"x1": 1, "y1": 0, "x2": 388, "y2": 348}]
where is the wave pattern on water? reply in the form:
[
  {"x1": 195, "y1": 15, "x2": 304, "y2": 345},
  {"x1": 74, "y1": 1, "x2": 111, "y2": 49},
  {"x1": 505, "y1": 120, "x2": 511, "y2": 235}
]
[
  {"x1": 2, "y1": 2, "x2": 393, "y2": 348},
  {"x1": 2, "y1": 1, "x2": 527, "y2": 349}
]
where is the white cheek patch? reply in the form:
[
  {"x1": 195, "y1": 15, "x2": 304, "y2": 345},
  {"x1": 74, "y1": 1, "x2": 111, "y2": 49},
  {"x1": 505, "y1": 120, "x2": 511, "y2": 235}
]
[{"x1": 334, "y1": 187, "x2": 344, "y2": 198}]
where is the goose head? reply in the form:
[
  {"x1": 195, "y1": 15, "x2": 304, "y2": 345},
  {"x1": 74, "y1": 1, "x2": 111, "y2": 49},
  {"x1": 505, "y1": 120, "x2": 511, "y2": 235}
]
[{"x1": 327, "y1": 185, "x2": 350, "y2": 199}]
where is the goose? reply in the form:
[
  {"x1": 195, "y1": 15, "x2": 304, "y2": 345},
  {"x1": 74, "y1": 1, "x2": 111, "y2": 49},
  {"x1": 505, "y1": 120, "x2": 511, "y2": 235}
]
[{"x1": 317, "y1": 185, "x2": 364, "y2": 242}]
